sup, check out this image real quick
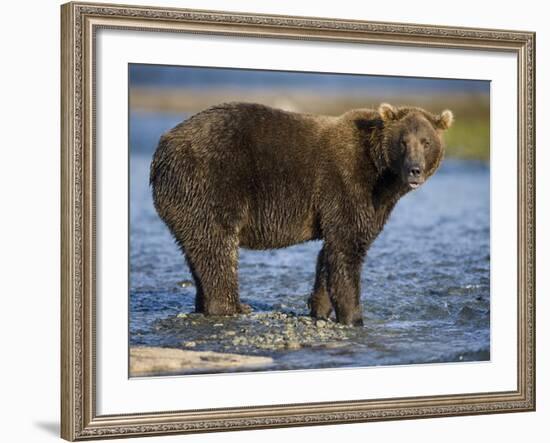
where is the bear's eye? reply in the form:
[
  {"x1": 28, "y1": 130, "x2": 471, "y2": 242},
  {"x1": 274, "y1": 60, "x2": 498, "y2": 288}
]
[{"x1": 422, "y1": 138, "x2": 430, "y2": 148}]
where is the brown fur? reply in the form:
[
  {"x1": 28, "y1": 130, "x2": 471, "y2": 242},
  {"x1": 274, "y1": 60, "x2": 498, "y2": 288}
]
[{"x1": 150, "y1": 102, "x2": 453, "y2": 325}]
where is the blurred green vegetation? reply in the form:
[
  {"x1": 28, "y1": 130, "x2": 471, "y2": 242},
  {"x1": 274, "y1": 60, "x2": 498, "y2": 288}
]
[
  {"x1": 130, "y1": 88, "x2": 490, "y2": 161},
  {"x1": 445, "y1": 117, "x2": 490, "y2": 161},
  {"x1": 420, "y1": 95, "x2": 490, "y2": 161}
]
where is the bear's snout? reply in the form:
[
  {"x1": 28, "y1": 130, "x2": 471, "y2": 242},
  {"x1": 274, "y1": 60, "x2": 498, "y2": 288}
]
[
  {"x1": 408, "y1": 165, "x2": 422, "y2": 178},
  {"x1": 403, "y1": 161, "x2": 425, "y2": 189}
]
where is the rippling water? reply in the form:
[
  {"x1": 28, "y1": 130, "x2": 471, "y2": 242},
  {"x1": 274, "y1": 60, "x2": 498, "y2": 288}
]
[{"x1": 129, "y1": 112, "x2": 490, "y2": 372}]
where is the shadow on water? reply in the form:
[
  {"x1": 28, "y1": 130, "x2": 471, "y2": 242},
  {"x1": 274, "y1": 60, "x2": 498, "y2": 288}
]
[{"x1": 129, "y1": 112, "x2": 490, "y2": 374}]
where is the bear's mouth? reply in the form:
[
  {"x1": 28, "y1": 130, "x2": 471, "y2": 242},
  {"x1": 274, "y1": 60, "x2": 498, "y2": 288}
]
[{"x1": 408, "y1": 180, "x2": 424, "y2": 189}]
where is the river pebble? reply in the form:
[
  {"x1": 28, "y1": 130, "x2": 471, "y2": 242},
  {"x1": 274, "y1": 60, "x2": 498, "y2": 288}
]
[{"x1": 153, "y1": 311, "x2": 355, "y2": 354}]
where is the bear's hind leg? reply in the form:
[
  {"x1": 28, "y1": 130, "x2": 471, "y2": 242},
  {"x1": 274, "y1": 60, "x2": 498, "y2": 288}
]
[
  {"x1": 186, "y1": 258, "x2": 204, "y2": 313},
  {"x1": 308, "y1": 245, "x2": 333, "y2": 319},
  {"x1": 185, "y1": 235, "x2": 245, "y2": 316}
]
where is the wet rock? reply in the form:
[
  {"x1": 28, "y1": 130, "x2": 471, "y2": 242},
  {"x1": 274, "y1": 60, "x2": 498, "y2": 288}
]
[
  {"x1": 457, "y1": 305, "x2": 478, "y2": 323},
  {"x1": 285, "y1": 340, "x2": 301, "y2": 350},
  {"x1": 322, "y1": 341, "x2": 349, "y2": 349},
  {"x1": 177, "y1": 280, "x2": 194, "y2": 288},
  {"x1": 130, "y1": 346, "x2": 273, "y2": 376},
  {"x1": 232, "y1": 337, "x2": 247, "y2": 346},
  {"x1": 183, "y1": 341, "x2": 196, "y2": 348}
]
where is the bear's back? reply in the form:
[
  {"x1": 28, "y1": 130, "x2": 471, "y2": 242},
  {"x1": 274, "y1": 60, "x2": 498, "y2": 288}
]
[{"x1": 160, "y1": 102, "x2": 331, "y2": 170}]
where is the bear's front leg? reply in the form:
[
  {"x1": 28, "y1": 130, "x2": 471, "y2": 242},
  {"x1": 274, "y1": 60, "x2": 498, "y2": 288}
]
[{"x1": 324, "y1": 243, "x2": 364, "y2": 326}]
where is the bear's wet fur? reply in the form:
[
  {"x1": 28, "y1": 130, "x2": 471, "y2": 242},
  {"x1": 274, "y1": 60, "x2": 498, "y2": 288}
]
[{"x1": 150, "y1": 102, "x2": 453, "y2": 325}]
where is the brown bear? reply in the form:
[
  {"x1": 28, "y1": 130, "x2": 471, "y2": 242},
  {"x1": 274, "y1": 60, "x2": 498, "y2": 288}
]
[{"x1": 150, "y1": 102, "x2": 453, "y2": 325}]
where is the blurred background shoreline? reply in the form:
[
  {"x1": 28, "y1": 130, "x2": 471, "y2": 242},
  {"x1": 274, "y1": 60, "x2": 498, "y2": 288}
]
[{"x1": 129, "y1": 64, "x2": 490, "y2": 161}]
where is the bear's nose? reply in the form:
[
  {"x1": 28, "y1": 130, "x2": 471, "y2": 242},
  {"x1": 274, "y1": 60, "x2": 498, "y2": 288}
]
[{"x1": 408, "y1": 166, "x2": 421, "y2": 178}]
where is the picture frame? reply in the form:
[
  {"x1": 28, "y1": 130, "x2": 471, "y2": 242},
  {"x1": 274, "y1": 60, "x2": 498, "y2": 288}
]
[{"x1": 61, "y1": 1, "x2": 536, "y2": 440}]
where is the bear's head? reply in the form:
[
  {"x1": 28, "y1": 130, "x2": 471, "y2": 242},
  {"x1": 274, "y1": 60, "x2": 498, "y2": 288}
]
[{"x1": 376, "y1": 103, "x2": 453, "y2": 190}]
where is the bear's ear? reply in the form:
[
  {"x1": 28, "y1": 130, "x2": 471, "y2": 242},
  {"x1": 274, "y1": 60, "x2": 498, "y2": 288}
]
[
  {"x1": 378, "y1": 103, "x2": 398, "y2": 121},
  {"x1": 436, "y1": 110, "x2": 454, "y2": 130}
]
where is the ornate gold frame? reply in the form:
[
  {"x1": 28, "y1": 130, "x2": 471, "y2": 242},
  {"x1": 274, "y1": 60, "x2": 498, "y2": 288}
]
[{"x1": 61, "y1": 2, "x2": 536, "y2": 440}]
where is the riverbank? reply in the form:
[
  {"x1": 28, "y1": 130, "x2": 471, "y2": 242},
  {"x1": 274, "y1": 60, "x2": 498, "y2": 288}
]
[
  {"x1": 130, "y1": 346, "x2": 273, "y2": 376},
  {"x1": 129, "y1": 88, "x2": 490, "y2": 160}
]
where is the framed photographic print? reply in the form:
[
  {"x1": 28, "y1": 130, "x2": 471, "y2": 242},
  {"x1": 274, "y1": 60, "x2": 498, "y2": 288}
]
[{"x1": 61, "y1": 1, "x2": 536, "y2": 440}]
